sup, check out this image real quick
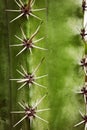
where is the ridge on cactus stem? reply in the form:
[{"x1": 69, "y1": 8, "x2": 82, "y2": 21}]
[
  {"x1": 79, "y1": 56, "x2": 87, "y2": 75},
  {"x1": 74, "y1": 110, "x2": 87, "y2": 130},
  {"x1": 82, "y1": 0, "x2": 87, "y2": 12},
  {"x1": 10, "y1": 58, "x2": 48, "y2": 90},
  {"x1": 6, "y1": 0, "x2": 46, "y2": 23},
  {"x1": 10, "y1": 23, "x2": 47, "y2": 56},
  {"x1": 11, "y1": 94, "x2": 50, "y2": 127},
  {"x1": 75, "y1": 1, "x2": 87, "y2": 130}
]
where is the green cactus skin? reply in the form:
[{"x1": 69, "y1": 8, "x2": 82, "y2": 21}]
[
  {"x1": 47, "y1": 0, "x2": 84, "y2": 130},
  {"x1": 0, "y1": 0, "x2": 48, "y2": 130},
  {"x1": 1, "y1": 0, "x2": 86, "y2": 130},
  {"x1": 74, "y1": 1, "x2": 87, "y2": 130}
]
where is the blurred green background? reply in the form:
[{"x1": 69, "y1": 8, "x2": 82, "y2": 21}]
[{"x1": 0, "y1": 0, "x2": 85, "y2": 130}]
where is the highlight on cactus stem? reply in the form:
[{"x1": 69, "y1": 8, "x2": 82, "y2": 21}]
[
  {"x1": 6, "y1": 0, "x2": 46, "y2": 23},
  {"x1": 79, "y1": 55, "x2": 87, "y2": 75},
  {"x1": 10, "y1": 23, "x2": 47, "y2": 56},
  {"x1": 74, "y1": 110, "x2": 87, "y2": 130},
  {"x1": 82, "y1": 0, "x2": 87, "y2": 12},
  {"x1": 11, "y1": 94, "x2": 50, "y2": 127},
  {"x1": 10, "y1": 58, "x2": 48, "y2": 90}
]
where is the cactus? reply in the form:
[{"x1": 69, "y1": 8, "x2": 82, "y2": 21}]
[
  {"x1": 47, "y1": 0, "x2": 86, "y2": 130},
  {"x1": 74, "y1": 0, "x2": 87, "y2": 130},
  {"x1": 1, "y1": 0, "x2": 87, "y2": 130},
  {"x1": 0, "y1": 0, "x2": 48, "y2": 130}
]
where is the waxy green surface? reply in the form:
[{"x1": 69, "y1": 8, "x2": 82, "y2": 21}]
[{"x1": 0, "y1": 0, "x2": 85, "y2": 130}]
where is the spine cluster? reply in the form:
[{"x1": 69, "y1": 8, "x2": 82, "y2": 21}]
[
  {"x1": 6, "y1": 0, "x2": 49, "y2": 129},
  {"x1": 74, "y1": 0, "x2": 87, "y2": 129}
]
